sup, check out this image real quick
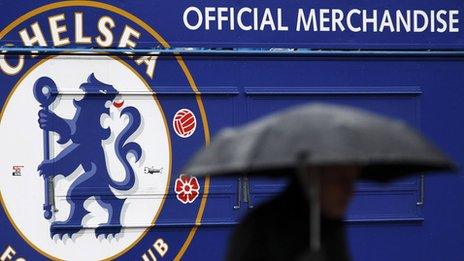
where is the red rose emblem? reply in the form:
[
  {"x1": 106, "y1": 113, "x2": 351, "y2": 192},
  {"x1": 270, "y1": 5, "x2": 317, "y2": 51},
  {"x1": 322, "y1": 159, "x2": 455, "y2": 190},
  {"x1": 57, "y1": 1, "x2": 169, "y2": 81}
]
[{"x1": 175, "y1": 175, "x2": 200, "y2": 204}]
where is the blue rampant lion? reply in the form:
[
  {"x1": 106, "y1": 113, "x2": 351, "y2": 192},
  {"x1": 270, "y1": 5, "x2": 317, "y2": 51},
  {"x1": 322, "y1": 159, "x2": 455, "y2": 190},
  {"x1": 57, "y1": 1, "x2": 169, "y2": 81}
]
[{"x1": 37, "y1": 73, "x2": 142, "y2": 239}]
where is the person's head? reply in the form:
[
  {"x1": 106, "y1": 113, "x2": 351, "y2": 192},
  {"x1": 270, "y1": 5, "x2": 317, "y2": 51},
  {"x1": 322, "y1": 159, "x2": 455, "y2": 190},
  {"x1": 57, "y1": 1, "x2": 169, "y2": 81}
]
[{"x1": 307, "y1": 165, "x2": 361, "y2": 219}]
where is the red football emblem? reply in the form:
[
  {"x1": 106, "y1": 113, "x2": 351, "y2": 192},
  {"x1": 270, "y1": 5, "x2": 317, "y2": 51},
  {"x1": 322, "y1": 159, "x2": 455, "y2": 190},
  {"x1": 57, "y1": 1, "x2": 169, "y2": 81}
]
[{"x1": 173, "y1": 109, "x2": 196, "y2": 138}]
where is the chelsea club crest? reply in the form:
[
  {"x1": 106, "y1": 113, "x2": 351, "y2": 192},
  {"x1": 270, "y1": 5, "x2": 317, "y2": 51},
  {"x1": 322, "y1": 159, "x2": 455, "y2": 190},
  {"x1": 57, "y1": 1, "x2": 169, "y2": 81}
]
[{"x1": 0, "y1": 1, "x2": 210, "y2": 260}]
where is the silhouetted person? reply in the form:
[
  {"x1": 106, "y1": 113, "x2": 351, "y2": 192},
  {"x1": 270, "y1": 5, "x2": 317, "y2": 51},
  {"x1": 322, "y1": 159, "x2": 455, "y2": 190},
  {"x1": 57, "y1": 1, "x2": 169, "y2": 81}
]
[{"x1": 227, "y1": 166, "x2": 360, "y2": 261}]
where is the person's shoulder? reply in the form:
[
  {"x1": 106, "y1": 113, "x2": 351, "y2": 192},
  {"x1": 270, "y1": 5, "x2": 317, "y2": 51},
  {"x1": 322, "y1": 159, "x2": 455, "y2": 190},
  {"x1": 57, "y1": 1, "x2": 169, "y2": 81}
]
[
  {"x1": 226, "y1": 198, "x2": 281, "y2": 261},
  {"x1": 236, "y1": 199, "x2": 276, "y2": 234}
]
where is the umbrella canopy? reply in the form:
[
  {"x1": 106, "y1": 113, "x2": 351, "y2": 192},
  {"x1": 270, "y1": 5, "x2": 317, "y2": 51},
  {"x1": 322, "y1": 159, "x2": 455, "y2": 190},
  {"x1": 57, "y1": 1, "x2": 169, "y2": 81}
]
[{"x1": 184, "y1": 103, "x2": 455, "y2": 181}]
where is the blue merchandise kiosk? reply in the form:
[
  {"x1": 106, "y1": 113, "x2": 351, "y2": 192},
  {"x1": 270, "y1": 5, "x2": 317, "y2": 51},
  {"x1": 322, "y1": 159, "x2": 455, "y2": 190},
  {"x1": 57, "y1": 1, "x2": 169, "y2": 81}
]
[{"x1": 0, "y1": 1, "x2": 463, "y2": 260}]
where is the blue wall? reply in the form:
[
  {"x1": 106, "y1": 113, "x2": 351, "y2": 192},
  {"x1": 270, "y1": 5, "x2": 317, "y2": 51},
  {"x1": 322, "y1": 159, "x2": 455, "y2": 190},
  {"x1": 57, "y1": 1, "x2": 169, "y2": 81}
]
[{"x1": 187, "y1": 56, "x2": 464, "y2": 260}]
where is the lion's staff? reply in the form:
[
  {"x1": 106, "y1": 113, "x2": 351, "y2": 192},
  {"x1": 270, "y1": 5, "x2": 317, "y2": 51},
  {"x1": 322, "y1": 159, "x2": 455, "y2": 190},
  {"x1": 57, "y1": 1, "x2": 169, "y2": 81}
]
[{"x1": 33, "y1": 77, "x2": 57, "y2": 220}]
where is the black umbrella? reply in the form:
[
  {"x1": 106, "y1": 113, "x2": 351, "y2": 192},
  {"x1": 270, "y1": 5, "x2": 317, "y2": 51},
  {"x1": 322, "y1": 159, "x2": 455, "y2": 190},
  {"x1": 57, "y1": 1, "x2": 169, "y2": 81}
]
[
  {"x1": 184, "y1": 103, "x2": 456, "y2": 258},
  {"x1": 185, "y1": 103, "x2": 455, "y2": 180}
]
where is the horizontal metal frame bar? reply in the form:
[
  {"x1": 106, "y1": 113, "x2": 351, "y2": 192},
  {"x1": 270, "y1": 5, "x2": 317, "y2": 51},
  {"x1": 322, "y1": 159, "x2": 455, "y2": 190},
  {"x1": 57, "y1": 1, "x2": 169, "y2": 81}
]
[
  {"x1": 48, "y1": 217, "x2": 425, "y2": 229},
  {"x1": 245, "y1": 86, "x2": 422, "y2": 95},
  {"x1": 1, "y1": 47, "x2": 464, "y2": 57},
  {"x1": 346, "y1": 217, "x2": 424, "y2": 223}
]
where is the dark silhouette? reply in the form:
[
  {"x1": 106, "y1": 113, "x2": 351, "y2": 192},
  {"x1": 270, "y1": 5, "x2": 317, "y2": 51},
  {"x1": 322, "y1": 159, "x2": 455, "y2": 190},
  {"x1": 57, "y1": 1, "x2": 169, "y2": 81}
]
[{"x1": 227, "y1": 177, "x2": 350, "y2": 261}]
